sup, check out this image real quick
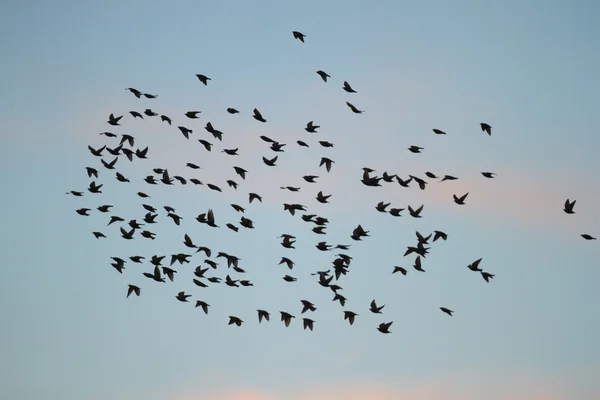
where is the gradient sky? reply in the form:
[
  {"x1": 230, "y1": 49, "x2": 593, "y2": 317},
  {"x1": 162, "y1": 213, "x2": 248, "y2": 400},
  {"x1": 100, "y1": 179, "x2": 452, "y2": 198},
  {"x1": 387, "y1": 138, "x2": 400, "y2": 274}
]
[{"x1": 1, "y1": 1, "x2": 600, "y2": 399}]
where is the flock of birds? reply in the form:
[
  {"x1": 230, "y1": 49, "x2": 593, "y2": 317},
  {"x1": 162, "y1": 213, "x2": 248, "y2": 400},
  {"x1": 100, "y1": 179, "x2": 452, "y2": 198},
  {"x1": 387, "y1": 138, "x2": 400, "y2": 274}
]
[{"x1": 68, "y1": 30, "x2": 596, "y2": 335}]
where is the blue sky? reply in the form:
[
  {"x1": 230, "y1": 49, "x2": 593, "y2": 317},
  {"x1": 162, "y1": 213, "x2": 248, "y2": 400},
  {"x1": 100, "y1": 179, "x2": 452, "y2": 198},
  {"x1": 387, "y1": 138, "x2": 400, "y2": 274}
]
[{"x1": 1, "y1": 1, "x2": 600, "y2": 399}]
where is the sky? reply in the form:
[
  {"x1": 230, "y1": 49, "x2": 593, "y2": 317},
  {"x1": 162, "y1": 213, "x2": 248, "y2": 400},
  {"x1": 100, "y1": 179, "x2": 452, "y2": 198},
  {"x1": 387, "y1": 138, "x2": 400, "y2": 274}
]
[{"x1": 1, "y1": 0, "x2": 600, "y2": 399}]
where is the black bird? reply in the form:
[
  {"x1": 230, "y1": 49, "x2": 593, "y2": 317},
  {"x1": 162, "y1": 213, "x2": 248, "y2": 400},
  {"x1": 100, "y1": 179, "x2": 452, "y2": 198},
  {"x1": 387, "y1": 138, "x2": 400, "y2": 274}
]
[
  {"x1": 370, "y1": 300, "x2": 385, "y2": 314},
  {"x1": 564, "y1": 199, "x2": 576, "y2": 214},
  {"x1": 481, "y1": 172, "x2": 496, "y2": 178},
  {"x1": 480, "y1": 123, "x2": 492, "y2": 136},
  {"x1": 581, "y1": 234, "x2": 597, "y2": 240},
  {"x1": 253, "y1": 108, "x2": 266, "y2": 123},
  {"x1": 305, "y1": 121, "x2": 320, "y2": 133},
  {"x1": 440, "y1": 307, "x2": 454, "y2": 316},
  {"x1": 280, "y1": 311, "x2": 295, "y2": 327},
  {"x1": 292, "y1": 31, "x2": 306, "y2": 42},
  {"x1": 263, "y1": 155, "x2": 278, "y2": 166},
  {"x1": 342, "y1": 81, "x2": 357, "y2": 93},
  {"x1": 126, "y1": 88, "x2": 142, "y2": 98},
  {"x1": 228, "y1": 316, "x2": 243, "y2": 326},
  {"x1": 316, "y1": 70, "x2": 330, "y2": 82},
  {"x1": 320, "y1": 157, "x2": 334, "y2": 172},
  {"x1": 196, "y1": 74, "x2": 211, "y2": 85},
  {"x1": 227, "y1": 108, "x2": 239, "y2": 114},
  {"x1": 344, "y1": 311, "x2": 358, "y2": 325},
  {"x1": 432, "y1": 129, "x2": 446, "y2": 135},
  {"x1": 302, "y1": 318, "x2": 314, "y2": 331},
  {"x1": 195, "y1": 301, "x2": 210, "y2": 314},
  {"x1": 107, "y1": 113, "x2": 122, "y2": 126},
  {"x1": 408, "y1": 145, "x2": 423, "y2": 153},
  {"x1": 377, "y1": 322, "x2": 393, "y2": 334},
  {"x1": 346, "y1": 102, "x2": 363, "y2": 114},
  {"x1": 257, "y1": 310, "x2": 270, "y2": 323},
  {"x1": 126, "y1": 285, "x2": 140, "y2": 298},
  {"x1": 433, "y1": 230, "x2": 448, "y2": 242},
  {"x1": 186, "y1": 111, "x2": 201, "y2": 119},
  {"x1": 453, "y1": 192, "x2": 469, "y2": 205}
]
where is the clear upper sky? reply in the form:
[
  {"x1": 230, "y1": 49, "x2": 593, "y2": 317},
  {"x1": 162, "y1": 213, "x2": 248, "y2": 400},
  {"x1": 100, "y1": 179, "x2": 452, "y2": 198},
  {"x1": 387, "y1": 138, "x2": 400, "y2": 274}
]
[{"x1": 1, "y1": 1, "x2": 600, "y2": 399}]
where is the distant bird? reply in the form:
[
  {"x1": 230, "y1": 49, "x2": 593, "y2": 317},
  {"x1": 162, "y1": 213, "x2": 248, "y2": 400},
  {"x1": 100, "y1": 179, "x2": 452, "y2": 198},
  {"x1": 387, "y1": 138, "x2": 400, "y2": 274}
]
[
  {"x1": 185, "y1": 111, "x2": 201, "y2": 119},
  {"x1": 564, "y1": 199, "x2": 576, "y2": 214},
  {"x1": 481, "y1": 272, "x2": 495, "y2": 282},
  {"x1": 377, "y1": 321, "x2": 393, "y2": 334},
  {"x1": 370, "y1": 299, "x2": 385, "y2": 314},
  {"x1": 392, "y1": 266, "x2": 407, "y2": 275},
  {"x1": 253, "y1": 108, "x2": 266, "y2": 123},
  {"x1": 107, "y1": 113, "x2": 122, "y2": 126},
  {"x1": 346, "y1": 102, "x2": 363, "y2": 114},
  {"x1": 126, "y1": 88, "x2": 142, "y2": 98},
  {"x1": 257, "y1": 310, "x2": 270, "y2": 323},
  {"x1": 433, "y1": 230, "x2": 448, "y2": 242},
  {"x1": 196, "y1": 74, "x2": 211, "y2": 85},
  {"x1": 408, "y1": 145, "x2": 423, "y2": 153},
  {"x1": 481, "y1": 172, "x2": 496, "y2": 178},
  {"x1": 280, "y1": 311, "x2": 295, "y2": 327},
  {"x1": 305, "y1": 121, "x2": 320, "y2": 133},
  {"x1": 176, "y1": 291, "x2": 191, "y2": 302},
  {"x1": 344, "y1": 311, "x2": 358, "y2": 325},
  {"x1": 227, "y1": 108, "x2": 239, "y2": 114},
  {"x1": 126, "y1": 285, "x2": 140, "y2": 298},
  {"x1": 228, "y1": 316, "x2": 243, "y2": 326},
  {"x1": 316, "y1": 70, "x2": 330, "y2": 82},
  {"x1": 432, "y1": 129, "x2": 446, "y2": 135},
  {"x1": 195, "y1": 301, "x2": 210, "y2": 314},
  {"x1": 453, "y1": 192, "x2": 469, "y2": 205},
  {"x1": 581, "y1": 234, "x2": 597, "y2": 240},
  {"x1": 480, "y1": 123, "x2": 492, "y2": 135},
  {"x1": 342, "y1": 81, "x2": 357, "y2": 93},
  {"x1": 302, "y1": 318, "x2": 314, "y2": 331},
  {"x1": 292, "y1": 31, "x2": 306, "y2": 42},
  {"x1": 440, "y1": 307, "x2": 454, "y2": 316}
]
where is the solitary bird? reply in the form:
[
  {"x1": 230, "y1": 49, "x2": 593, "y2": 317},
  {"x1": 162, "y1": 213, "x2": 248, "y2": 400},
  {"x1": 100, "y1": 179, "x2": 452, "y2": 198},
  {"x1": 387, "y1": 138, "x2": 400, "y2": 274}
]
[
  {"x1": 480, "y1": 123, "x2": 492, "y2": 135},
  {"x1": 440, "y1": 307, "x2": 454, "y2": 316},
  {"x1": 292, "y1": 31, "x2": 306, "y2": 42},
  {"x1": 196, "y1": 74, "x2": 211, "y2": 85}
]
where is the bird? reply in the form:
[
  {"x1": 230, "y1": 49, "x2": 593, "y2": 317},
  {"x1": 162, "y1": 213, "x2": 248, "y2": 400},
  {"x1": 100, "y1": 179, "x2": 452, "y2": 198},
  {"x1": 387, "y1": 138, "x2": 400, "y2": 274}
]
[
  {"x1": 305, "y1": 121, "x2": 320, "y2": 133},
  {"x1": 316, "y1": 70, "x2": 330, "y2": 82},
  {"x1": 126, "y1": 285, "x2": 140, "y2": 298},
  {"x1": 196, "y1": 74, "x2": 210, "y2": 85},
  {"x1": 370, "y1": 300, "x2": 385, "y2": 314},
  {"x1": 107, "y1": 113, "x2": 122, "y2": 126},
  {"x1": 257, "y1": 310, "x2": 270, "y2": 323},
  {"x1": 346, "y1": 102, "x2": 363, "y2": 114},
  {"x1": 377, "y1": 322, "x2": 393, "y2": 334},
  {"x1": 342, "y1": 81, "x2": 357, "y2": 93},
  {"x1": 292, "y1": 31, "x2": 305, "y2": 42},
  {"x1": 253, "y1": 108, "x2": 266, "y2": 122},
  {"x1": 453, "y1": 192, "x2": 469, "y2": 205},
  {"x1": 440, "y1": 307, "x2": 454, "y2": 316},
  {"x1": 302, "y1": 318, "x2": 314, "y2": 331},
  {"x1": 564, "y1": 199, "x2": 576, "y2": 214},
  {"x1": 480, "y1": 123, "x2": 492, "y2": 135}
]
